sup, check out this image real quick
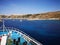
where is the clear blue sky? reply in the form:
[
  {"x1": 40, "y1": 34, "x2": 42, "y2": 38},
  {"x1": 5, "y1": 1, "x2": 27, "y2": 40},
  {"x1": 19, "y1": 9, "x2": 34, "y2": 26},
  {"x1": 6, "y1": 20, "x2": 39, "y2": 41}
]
[{"x1": 0, "y1": 0, "x2": 60, "y2": 15}]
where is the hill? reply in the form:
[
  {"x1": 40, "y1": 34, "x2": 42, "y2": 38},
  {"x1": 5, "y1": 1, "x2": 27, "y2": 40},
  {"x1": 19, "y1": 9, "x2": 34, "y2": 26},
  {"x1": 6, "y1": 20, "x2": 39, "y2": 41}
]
[{"x1": 0, "y1": 11, "x2": 60, "y2": 20}]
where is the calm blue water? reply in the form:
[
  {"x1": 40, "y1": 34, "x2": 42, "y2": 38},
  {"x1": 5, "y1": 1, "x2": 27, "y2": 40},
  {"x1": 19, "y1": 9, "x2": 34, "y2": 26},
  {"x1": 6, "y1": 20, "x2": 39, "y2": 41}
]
[{"x1": 0, "y1": 19, "x2": 60, "y2": 45}]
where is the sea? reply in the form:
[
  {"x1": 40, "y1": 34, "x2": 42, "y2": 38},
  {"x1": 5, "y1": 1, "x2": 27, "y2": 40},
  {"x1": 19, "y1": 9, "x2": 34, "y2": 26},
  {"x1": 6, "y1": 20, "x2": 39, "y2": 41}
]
[{"x1": 0, "y1": 19, "x2": 60, "y2": 45}]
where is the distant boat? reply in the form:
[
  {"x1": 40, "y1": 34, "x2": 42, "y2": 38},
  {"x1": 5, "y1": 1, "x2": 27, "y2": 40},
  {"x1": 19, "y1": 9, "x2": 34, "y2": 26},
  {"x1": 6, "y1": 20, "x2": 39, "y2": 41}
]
[{"x1": 20, "y1": 19, "x2": 22, "y2": 22}]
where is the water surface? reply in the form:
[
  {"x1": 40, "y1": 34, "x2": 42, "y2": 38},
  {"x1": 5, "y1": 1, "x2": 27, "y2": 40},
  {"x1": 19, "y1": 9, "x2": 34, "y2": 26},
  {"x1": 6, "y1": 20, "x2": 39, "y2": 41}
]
[{"x1": 0, "y1": 19, "x2": 60, "y2": 45}]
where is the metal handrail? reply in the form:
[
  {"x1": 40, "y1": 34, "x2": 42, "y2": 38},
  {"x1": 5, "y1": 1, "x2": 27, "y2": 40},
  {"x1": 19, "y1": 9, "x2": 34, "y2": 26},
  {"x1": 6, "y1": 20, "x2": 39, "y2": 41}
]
[{"x1": 0, "y1": 27, "x2": 42, "y2": 45}]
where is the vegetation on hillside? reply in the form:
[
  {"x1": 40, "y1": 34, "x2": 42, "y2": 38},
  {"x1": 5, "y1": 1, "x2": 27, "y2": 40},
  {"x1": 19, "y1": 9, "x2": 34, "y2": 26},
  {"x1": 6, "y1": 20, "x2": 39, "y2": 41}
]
[{"x1": 0, "y1": 11, "x2": 60, "y2": 19}]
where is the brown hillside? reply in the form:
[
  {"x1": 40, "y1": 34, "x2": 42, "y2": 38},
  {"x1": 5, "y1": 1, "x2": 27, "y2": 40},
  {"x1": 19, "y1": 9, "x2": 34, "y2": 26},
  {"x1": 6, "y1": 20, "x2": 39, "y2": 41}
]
[{"x1": 0, "y1": 11, "x2": 60, "y2": 19}]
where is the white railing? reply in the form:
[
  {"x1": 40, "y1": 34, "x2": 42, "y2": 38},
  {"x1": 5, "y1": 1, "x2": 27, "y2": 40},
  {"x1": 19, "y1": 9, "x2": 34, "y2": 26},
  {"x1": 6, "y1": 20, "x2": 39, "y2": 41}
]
[{"x1": 0, "y1": 27, "x2": 42, "y2": 45}]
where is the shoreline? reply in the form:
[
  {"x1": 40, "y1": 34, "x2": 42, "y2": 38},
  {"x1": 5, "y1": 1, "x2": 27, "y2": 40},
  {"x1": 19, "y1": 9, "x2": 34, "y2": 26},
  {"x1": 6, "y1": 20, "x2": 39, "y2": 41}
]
[
  {"x1": 0, "y1": 18, "x2": 60, "y2": 21},
  {"x1": 27, "y1": 18, "x2": 60, "y2": 20}
]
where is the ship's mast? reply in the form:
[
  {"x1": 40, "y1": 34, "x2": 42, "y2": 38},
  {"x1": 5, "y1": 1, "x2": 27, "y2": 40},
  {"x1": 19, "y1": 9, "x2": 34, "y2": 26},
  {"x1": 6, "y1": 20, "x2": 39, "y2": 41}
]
[{"x1": 3, "y1": 19, "x2": 5, "y2": 32}]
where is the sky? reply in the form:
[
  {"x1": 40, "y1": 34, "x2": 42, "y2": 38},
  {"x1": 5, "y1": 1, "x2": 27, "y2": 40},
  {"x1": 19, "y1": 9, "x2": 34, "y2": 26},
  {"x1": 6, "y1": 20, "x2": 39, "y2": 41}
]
[{"x1": 0, "y1": 0, "x2": 60, "y2": 15}]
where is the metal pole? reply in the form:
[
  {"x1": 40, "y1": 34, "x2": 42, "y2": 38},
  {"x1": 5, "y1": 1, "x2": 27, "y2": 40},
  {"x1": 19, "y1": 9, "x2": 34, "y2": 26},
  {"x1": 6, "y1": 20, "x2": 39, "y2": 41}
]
[{"x1": 3, "y1": 19, "x2": 4, "y2": 32}]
